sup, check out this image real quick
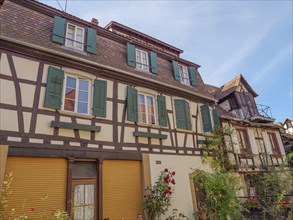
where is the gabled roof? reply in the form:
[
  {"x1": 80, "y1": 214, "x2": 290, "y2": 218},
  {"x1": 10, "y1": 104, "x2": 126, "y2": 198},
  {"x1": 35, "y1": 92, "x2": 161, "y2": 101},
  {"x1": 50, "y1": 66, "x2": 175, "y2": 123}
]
[
  {"x1": 284, "y1": 118, "x2": 293, "y2": 124},
  {"x1": 213, "y1": 74, "x2": 258, "y2": 101}
]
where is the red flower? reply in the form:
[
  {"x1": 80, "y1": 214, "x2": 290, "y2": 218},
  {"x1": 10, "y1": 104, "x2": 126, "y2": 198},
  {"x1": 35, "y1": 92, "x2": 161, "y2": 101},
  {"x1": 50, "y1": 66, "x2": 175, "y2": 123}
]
[
  {"x1": 169, "y1": 191, "x2": 172, "y2": 195},
  {"x1": 172, "y1": 171, "x2": 176, "y2": 176},
  {"x1": 168, "y1": 186, "x2": 172, "y2": 190},
  {"x1": 171, "y1": 179, "x2": 175, "y2": 185},
  {"x1": 29, "y1": 207, "x2": 35, "y2": 212},
  {"x1": 280, "y1": 201, "x2": 286, "y2": 206},
  {"x1": 164, "y1": 168, "x2": 169, "y2": 172},
  {"x1": 164, "y1": 189, "x2": 169, "y2": 194}
]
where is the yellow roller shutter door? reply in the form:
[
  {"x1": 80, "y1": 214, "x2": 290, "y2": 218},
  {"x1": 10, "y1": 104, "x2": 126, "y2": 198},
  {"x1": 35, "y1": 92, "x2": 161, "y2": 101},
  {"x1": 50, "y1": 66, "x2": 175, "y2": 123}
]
[
  {"x1": 4, "y1": 157, "x2": 67, "y2": 220},
  {"x1": 103, "y1": 160, "x2": 143, "y2": 219}
]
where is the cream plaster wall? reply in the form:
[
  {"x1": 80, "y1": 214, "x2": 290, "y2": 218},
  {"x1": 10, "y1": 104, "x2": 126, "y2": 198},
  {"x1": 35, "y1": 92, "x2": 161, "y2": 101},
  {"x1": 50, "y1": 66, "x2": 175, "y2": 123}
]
[
  {"x1": 23, "y1": 112, "x2": 32, "y2": 133},
  {"x1": 35, "y1": 114, "x2": 54, "y2": 135},
  {"x1": 0, "y1": 54, "x2": 12, "y2": 76},
  {"x1": 19, "y1": 83, "x2": 35, "y2": 108},
  {"x1": 161, "y1": 131, "x2": 172, "y2": 146},
  {"x1": 0, "y1": 79, "x2": 16, "y2": 105},
  {"x1": 123, "y1": 127, "x2": 135, "y2": 143},
  {"x1": 95, "y1": 124, "x2": 113, "y2": 142},
  {"x1": 12, "y1": 56, "x2": 39, "y2": 81},
  {"x1": 117, "y1": 83, "x2": 127, "y2": 100},
  {"x1": 177, "y1": 133, "x2": 185, "y2": 147},
  {"x1": 0, "y1": 109, "x2": 18, "y2": 132},
  {"x1": 147, "y1": 154, "x2": 209, "y2": 219},
  {"x1": 166, "y1": 95, "x2": 172, "y2": 111}
]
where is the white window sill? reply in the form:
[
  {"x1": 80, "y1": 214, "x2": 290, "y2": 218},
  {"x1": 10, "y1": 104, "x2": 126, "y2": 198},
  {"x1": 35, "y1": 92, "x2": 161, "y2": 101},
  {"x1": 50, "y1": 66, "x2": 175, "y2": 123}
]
[{"x1": 58, "y1": 110, "x2": 93, "y2": 119}]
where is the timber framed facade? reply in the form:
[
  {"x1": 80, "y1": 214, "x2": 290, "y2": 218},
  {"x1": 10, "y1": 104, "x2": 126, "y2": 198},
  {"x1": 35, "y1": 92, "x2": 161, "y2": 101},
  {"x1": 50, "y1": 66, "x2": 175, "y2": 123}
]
[{"x1": 0, "y1": 0, "x2": 222, "y2": 219}]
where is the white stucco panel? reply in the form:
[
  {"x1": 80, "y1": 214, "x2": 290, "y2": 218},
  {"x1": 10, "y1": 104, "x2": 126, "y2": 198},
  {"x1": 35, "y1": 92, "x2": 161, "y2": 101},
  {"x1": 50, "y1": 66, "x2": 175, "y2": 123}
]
[
  {"x1": 20, "y1": 83, "x2": 35, "y2": 108},
  {"x1": 0, "y1": 53, "x2": 12, "y2": 76},
  {"x1": 0, "y1": 109, "x2": 19, "y2": 132},
  {"x1": 95, "y1": 124, "x2": 113, "y2": 142},
  {"x1": 0, "y1": 79, "x2": 16, "y2": 105},
  {"x1": 23, "y1": 112, "x2": 32, "y2": 133},
  {"x1": 35, "y1": 114, "x2": 54, "y2": 135},
  {"x1": 148, "y1": 154, "x2": 209, "y2": 219},
  {"x1": 12, "y1": 56, "x2": 39, "y2": 81}
]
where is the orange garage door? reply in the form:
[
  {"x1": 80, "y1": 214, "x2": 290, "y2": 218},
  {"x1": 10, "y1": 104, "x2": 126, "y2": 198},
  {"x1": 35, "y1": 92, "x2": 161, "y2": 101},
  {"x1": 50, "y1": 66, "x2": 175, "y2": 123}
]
[
  {"x1": 103, "y1": 160, "x2": 143, "y2": 220},
  {"x1": 3, "y1": 157, "x2": 67, "y2": 220}
]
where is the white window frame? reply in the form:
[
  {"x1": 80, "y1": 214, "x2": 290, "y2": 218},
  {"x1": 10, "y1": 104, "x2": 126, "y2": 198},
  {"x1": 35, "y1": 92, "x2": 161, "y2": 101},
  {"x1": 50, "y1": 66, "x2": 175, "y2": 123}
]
[
  {"x1": 135, "y1": 48, "x2": 149, "y2": 71},
  {"x1": 137, "y1": 92, "x2": 157, "y2": 125},
  {"x1": 65, "y1": 23, "x2": 85, "y2": 51},
  {"x1": 62, "y1": 74, "x2": 91, "y2": 115},
  {"x1": 179, "y1": 65, "x2": 190, "y2": 85}
]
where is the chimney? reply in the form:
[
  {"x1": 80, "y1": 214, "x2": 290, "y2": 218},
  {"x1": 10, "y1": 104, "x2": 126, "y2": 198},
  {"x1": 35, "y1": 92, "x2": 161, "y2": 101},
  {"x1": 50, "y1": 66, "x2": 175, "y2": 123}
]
[{"x1": 91, "y1": 18, "x2": 99, "y2": 26}]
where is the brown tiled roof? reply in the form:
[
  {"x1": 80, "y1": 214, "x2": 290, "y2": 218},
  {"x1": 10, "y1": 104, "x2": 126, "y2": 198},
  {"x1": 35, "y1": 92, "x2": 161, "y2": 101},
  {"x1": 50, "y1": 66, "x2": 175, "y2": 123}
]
[
  {"x1": 213, "y1": 74, "x2": 258, "y2": 100},
  {"x1": 0, "y1": 0, "x2": 215, "y2": 101}
]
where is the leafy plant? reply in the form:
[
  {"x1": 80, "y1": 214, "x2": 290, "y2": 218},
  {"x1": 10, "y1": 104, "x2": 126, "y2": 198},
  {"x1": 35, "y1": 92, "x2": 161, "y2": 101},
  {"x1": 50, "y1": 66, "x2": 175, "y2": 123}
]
[
  {"x1": 201, "y1": 126, "x2": 233, "y2": 172},
  {"x1": 193, "y1": 169, "x2": 242, "y2": 219},
  {"x1": 241, "y1": 197, "x2": 261, "y2": 210},
  {"x1": 246, "y1": 164, "x2": 292, "y2": 219},
  {"x1": 143, "y1": 168, "x2": 176, "y2": 220}
]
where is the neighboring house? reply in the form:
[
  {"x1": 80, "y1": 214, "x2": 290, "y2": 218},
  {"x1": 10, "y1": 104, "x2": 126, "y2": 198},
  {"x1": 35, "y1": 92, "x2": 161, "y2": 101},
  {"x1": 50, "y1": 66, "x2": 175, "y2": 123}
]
[
  {"x1": 283, "y1": 118, "x2": 293, "y2": 135},
  {"x1": 278, "y1": 119, "x2": 293, "y2": 154},
  {"x1": 208, "y1": 74, "x2": 287, "y2": 198},
  {"x1": 0, "y1": 0, "x2": 220, "y2": 219}
]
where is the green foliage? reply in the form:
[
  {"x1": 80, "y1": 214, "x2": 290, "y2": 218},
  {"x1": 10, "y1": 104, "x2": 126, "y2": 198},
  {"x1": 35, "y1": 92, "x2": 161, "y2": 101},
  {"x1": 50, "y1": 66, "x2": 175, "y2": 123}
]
[
  {"x1": 167, "y1": 209, "x2": 190, "y2": 220},
  {"x1": 193, "y1": 170, "x2": 243, "y2": 219},
  {"x1": 0, "y1": 172, "x2": 13, "y2": 219},
  {"x1": 201, "y1": 126, "x2": 232, "y2": 172},
  {"x1": 246, "y1": 164, "x2": 292, "y2": 218},
  {"x1": 143, "y1": 168, "x2": 176, "y2": 220},
  {"x1": 286, "y1": 152, "x2": 293, "y2": 176}
]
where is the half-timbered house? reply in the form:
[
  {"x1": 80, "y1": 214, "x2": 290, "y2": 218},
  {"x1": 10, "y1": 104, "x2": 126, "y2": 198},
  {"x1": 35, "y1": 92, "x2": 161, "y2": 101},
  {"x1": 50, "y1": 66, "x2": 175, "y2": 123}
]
[
  {"x1": 209, "y1": 74, "x2": 288, "y2": 198},
  {"x1": 0, "y1": 0, "x2": 221, "y2": 219}
]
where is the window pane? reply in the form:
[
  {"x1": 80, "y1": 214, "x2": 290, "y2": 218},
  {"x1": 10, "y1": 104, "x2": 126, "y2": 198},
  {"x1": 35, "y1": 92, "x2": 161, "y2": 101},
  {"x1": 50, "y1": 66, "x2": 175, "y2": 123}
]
[
  {"x1": 85, "y1": 184, "x2": 94, "y2": 204},
  {"x1": 138, "y1": 94, "x2": 146, "y2": 123},
  {"x1": 74, "y1": 185, "x2": 84, "y2": 205},
  {"x1": 79, "y1": 80, "x2": 89, "y2": 91},
  {"x1": 78, "y1": 91, "x2": 88, "y2": 102},
  {"x1": 85, "y1": 206, "x2": 94, "y2": 220},
  {"x1": 74, "y1": 207, "x2": 84, "y2": 220},
  {"x1": 64, "y1": 99, "x2": 75, "y2": 111},
  {"x1": 67, "y1": 76, "x2": 76, "y2": 88},
  {"x1": 78, "y1": 102, "x2": 88, "y2": 114}
]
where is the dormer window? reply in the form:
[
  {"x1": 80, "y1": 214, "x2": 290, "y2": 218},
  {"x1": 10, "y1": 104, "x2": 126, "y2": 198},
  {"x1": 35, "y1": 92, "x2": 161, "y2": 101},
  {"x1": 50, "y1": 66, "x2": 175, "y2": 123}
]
[
  {"x1": 172, "y1": 60, "x2": 198, "y2": 87},
  {"x1": 179, "y1": 65, "x2": 190, "y2": 85},
  {"x1": 65, "y1": 24, "x2": 85, "y2": 51},
  {"x1": 135, "y1": 48, "x2": 149, "y2": 71},
  {"x1": 126, "y1": 43, "x2": 158, "y2": 74},
  {"x1": 52, "y1": 16, "x2": 97, "y2": 54}
]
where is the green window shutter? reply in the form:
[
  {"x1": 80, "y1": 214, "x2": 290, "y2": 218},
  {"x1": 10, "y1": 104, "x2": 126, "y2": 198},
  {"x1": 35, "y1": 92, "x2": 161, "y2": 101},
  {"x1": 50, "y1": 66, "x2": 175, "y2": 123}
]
[
  {"x1": 184, "y1": 101, "x2": 192, "y2": 130},
  {"x1": 149, "y1": 51, "x2": 158, "y2": 74},
  {"x1": 201, "y1": 103, "x2": 212, "y2": 132},
  {"x1": 86, "y1": 27, "x2": 97, "y2": 54},
  {"x1": 93, "y1": 79, "x2": 107, "y2": 117},
  {"x1": 127, "y1": 87, "x2": 138, "y2": 122},
  {"x1": 157, "y1": 95, "x2": 167, "y2": 127},
  {"x1": 175, "y1": 99, "x2": 191, "y2": 130},
  {"x1": 127, "y1": 43, "x2": 136, "y2": 67},
  {"x1": 52, "y1": 16, "x2": 66, "y2": 44},
  {"x1": 172, "y1": 60, "x2": 180, "y2": 81},
  {"x1": 212, "y1": 108, "x2": 220, "y2": 127},
  {"x1": 188, "y1": 66, "x2": 198, "y2": 87},
  {"x1": 44, "y1": 66, "x2": 64, "y2": 109}
]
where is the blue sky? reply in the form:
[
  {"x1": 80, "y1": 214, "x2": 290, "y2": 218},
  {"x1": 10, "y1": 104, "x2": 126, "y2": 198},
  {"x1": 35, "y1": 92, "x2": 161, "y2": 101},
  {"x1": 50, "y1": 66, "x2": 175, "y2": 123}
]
[{"x1": 40, "y1": 0, "x2": 293, "y2": 123}]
